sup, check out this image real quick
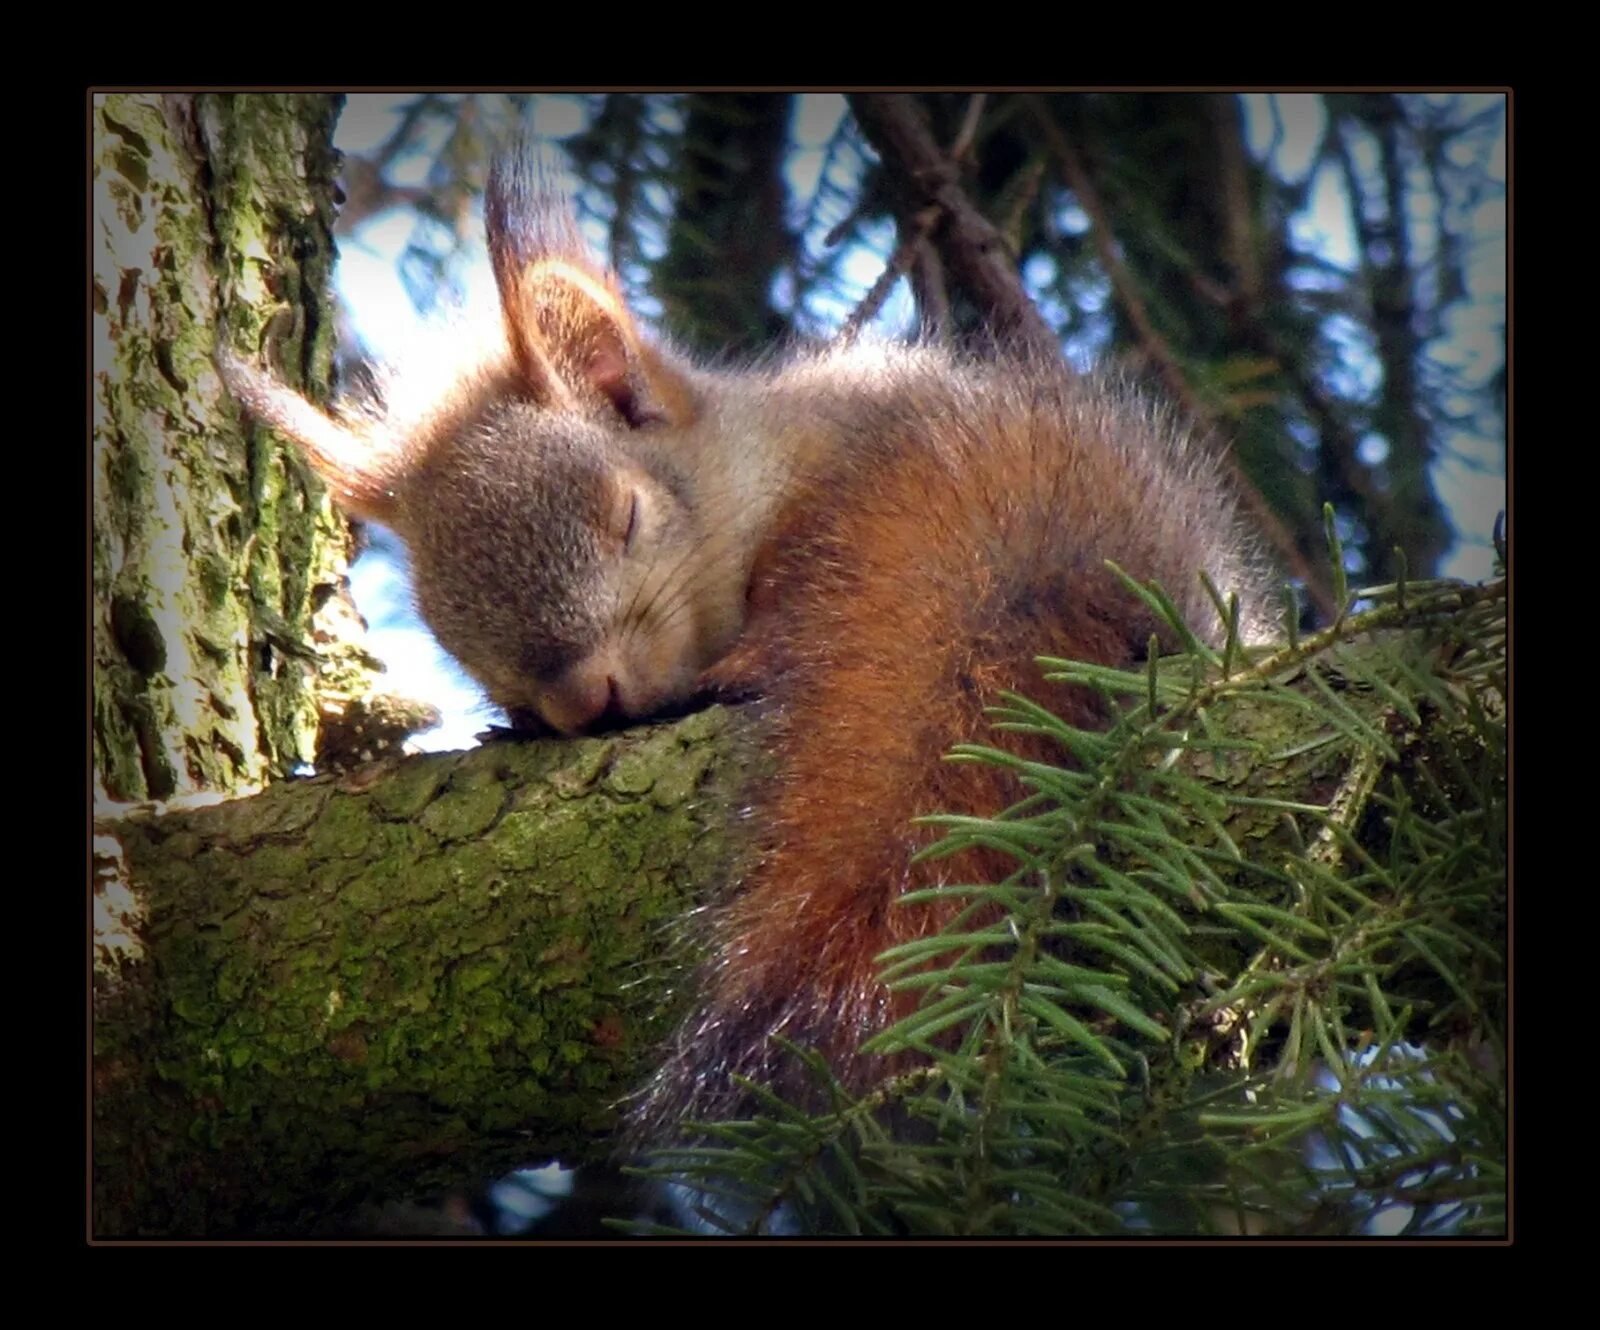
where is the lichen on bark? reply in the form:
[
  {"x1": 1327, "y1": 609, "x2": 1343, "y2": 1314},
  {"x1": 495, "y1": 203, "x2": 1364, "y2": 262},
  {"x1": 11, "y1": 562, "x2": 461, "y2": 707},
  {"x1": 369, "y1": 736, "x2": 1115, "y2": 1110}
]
[{"x1": 92, "y1": 92, "x2": 366, "y2": 803}]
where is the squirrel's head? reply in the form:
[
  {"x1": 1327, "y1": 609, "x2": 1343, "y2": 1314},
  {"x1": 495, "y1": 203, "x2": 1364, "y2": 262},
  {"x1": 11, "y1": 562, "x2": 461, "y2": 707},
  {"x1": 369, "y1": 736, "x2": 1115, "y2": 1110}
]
[
  {"x1": 395, "y1": 395, "x2": 746, "y2": 736},
  {"x1": 219, "y1": 154, "x2": 750, "y2": 736}
]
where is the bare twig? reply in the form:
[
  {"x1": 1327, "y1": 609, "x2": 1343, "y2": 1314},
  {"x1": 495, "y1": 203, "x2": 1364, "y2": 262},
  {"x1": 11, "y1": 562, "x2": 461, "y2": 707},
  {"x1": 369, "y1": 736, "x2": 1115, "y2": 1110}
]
[
  {"x1": 950, "y1": 93, "x2": 988, "y2": 164},
  {"x1": 840, "y1": 204, "x2": 939, "y2": 340},
  {"x1": 848, "y1": 94, "x2": 1058, "y2": 358},
  {"x1": 912, "y1": 239, "x2": 950, "y2": 338},
  {"x1": 1025, "y1": 97, "x2": 1194, "y2": 411}
]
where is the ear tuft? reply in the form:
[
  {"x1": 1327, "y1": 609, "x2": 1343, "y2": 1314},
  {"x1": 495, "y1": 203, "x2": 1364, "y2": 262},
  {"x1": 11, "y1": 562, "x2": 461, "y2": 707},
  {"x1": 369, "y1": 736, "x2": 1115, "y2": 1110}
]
[
  {"x1": 485, "y1": 150, "x2": 693, "y2": 428},
  {"x1": 215, "y1": 347, "x2": 398, "y2": 523}
]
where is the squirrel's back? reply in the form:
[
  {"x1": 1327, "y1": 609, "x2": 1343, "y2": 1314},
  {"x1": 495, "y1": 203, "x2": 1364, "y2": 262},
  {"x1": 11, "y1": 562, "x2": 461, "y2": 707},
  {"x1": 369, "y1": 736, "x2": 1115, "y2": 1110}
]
[{"x1": 638, "y1": 341, "x2": 1274, "y2": 1128}]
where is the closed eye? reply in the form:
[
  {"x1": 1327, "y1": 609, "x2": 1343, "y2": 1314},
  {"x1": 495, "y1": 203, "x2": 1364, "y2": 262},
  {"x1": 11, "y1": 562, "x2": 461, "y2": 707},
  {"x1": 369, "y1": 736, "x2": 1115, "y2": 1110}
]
[{"x1": 604, "y1": 479, "x2": 642, "y2": 552}]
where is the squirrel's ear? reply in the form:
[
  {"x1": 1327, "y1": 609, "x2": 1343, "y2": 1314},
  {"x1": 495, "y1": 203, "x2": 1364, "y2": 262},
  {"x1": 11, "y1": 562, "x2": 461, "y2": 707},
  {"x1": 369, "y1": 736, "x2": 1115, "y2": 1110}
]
[
  {"x1": 502, "y1": 260, "x2": 691, "y2": 428},
  {"x1": 216, "y1": 349, "x2": 399, "y2": 524},
  {"x1": 485, "y1": 153, "x2": 694, "y2": 427}
]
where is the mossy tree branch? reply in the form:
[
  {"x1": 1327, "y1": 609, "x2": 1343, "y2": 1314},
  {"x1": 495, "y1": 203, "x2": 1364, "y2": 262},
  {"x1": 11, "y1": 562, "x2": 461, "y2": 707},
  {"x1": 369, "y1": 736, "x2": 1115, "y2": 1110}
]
[{"x1": 93, "y1": 708, "x2": 740, "y2": 1237}]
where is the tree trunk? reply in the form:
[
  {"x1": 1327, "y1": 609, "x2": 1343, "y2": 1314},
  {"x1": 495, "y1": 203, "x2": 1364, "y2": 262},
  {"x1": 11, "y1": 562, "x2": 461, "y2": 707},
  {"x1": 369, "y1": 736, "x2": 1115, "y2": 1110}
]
[{"x1": 93, "y1": 92, "x2": 376, "y2": 803}]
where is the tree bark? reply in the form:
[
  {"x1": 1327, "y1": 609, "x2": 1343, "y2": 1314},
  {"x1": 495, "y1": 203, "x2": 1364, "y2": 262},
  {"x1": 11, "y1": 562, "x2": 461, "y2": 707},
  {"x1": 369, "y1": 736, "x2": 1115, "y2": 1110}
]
[
  {"x1": 93, "y1": 706, "x2": 744, "y2": 1237},
  {"x1": 93, "y1": 92, "x2": 385, "y2": 804}
]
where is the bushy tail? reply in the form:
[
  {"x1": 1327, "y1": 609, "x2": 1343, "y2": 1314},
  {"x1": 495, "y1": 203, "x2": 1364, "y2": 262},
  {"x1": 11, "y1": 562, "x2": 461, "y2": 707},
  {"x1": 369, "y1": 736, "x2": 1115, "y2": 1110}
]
[{"x1": 628, "y1": 362, "x2": 1273, "y2": 1140}]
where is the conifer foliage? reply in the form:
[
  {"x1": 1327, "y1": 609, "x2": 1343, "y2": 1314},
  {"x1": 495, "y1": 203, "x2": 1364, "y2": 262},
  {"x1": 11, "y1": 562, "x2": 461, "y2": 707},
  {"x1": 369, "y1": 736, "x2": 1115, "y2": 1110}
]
[{"x1": 631, "y1": 523, "x2": 1505, "y2": 1236}]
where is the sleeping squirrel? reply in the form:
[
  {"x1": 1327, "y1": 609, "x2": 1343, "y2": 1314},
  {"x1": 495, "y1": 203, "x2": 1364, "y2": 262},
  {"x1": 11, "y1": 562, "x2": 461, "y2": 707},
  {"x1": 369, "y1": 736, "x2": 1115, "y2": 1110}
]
[{"x1": 219, "y1": 150, "x2": 1277, "y2": 1133}]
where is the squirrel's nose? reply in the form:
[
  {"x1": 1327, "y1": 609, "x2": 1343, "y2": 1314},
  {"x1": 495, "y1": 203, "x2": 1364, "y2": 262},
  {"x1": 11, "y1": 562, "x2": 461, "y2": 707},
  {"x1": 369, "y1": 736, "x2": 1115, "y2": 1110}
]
[{"x1": 538, "y1": 662, "x2": 626, "y2": 734}]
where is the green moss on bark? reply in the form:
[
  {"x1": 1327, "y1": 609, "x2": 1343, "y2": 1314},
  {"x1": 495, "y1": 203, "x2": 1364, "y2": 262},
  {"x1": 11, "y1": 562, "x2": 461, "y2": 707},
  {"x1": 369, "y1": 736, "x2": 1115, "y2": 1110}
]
[
  {"x1": 93, "y1": 708, "x2": 740, "y2": 1236},
  {"x1": 93, "y1": 93, "x2": 356, "y2": 804}
]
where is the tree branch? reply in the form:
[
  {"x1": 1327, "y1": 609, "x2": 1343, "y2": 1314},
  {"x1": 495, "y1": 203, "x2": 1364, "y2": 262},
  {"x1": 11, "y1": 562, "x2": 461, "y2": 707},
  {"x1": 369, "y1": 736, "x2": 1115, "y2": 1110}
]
[
  {"x1": 1023, "y1": 96, "x2": 1336, "y2": 620},
  {"x1": 91, "y1": 581, "x2": 1502, "y2": 1237},
  {"x1": 93, "y1": 707, "x2": 741, "y2": 1236}
]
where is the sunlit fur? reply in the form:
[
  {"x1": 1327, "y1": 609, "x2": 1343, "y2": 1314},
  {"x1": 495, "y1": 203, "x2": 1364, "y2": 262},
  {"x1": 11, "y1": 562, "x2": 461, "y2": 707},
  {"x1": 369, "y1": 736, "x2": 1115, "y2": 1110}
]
[
  {"x1": 219, "y1": 155, "x2": 1276, "y2": 1132},
  {"x1": 631, "y1": 344, "x2": 1278, "y2": 1128}
]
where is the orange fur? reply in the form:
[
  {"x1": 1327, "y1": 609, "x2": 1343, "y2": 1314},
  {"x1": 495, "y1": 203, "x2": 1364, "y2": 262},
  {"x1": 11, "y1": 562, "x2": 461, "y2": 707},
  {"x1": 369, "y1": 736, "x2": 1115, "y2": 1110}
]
[{"x1": 637, "y1": 360, "x2": 1274, "y2": 1126}]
